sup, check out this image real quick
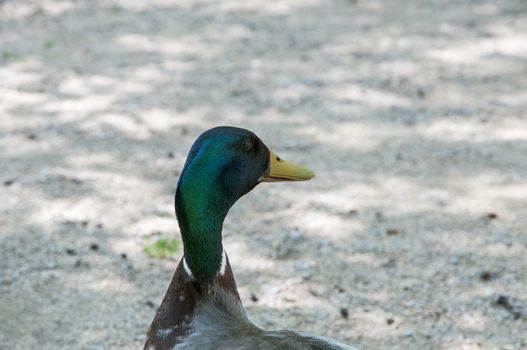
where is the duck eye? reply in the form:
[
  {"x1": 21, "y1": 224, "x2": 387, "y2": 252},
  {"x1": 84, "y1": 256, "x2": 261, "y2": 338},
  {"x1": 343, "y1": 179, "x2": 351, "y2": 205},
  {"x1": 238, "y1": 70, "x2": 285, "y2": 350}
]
[{"x1": 241, "y1": 139, "x2": 254, "y2": 152}]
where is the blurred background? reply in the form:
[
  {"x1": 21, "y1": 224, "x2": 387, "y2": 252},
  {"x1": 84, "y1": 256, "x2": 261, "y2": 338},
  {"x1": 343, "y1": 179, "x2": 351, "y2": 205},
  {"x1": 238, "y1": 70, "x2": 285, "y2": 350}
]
[{"x1": 1, "y1": 0, "x2": 526, "y2": 349}]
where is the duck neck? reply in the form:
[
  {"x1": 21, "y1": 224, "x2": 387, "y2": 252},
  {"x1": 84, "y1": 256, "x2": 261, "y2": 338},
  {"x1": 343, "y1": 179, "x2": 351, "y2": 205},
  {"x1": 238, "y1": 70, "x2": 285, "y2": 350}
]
[{"x1": 175, "y1": 169, "x2": 234, "y2": 283}]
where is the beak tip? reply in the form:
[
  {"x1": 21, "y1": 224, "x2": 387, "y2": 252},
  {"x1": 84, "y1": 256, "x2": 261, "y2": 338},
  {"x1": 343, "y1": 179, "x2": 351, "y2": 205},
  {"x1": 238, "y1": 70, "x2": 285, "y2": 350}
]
[{"x1": 266, "y1": 149, "x2": 315, "y2": 182}]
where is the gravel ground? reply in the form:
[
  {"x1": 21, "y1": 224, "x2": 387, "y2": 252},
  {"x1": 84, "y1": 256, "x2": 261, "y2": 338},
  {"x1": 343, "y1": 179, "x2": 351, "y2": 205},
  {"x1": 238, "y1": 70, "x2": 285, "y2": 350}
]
[{"x1": 1, "y1": 0, "x2": 527, "y2": 349}]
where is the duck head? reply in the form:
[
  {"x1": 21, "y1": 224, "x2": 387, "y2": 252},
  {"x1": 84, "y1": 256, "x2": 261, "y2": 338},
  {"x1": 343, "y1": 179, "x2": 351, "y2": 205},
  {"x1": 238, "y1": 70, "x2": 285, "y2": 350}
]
[{"x1": 175, "y1": 126, "x2": 314, "y2": 282}]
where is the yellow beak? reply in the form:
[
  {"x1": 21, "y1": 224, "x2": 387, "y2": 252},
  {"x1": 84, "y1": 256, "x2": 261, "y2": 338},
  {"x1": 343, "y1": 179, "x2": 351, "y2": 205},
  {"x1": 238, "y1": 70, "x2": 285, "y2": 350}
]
[{"x1": 261, "y1": 150, "x2": 315, "y2": 182}]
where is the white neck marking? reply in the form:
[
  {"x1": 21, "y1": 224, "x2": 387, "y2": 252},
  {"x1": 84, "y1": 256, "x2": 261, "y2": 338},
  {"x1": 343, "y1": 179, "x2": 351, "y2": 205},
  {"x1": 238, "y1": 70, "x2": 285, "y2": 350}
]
[
  {"x1": 182, "y1": 250, "x2": 226, "y2": 280},
  {"x1": 219, "y1": 249, "x2": 227, "y2": 276},
  {"x1": 183, "y1": 258, "x2": 193, "y2": 278}
]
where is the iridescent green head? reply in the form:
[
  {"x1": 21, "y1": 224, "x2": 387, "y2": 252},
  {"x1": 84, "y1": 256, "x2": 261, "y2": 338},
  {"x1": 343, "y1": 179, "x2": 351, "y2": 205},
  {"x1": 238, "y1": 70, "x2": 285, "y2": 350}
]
[{"x1": 175, "y1": 126, "x2": 314, "y2": 282}]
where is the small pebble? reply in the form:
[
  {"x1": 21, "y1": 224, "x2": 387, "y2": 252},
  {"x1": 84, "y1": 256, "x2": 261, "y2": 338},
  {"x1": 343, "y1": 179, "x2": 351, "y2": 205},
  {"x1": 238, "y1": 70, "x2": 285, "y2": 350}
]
[
  {"x1": 381, "y1": 258, "x2": 397, "y2": 268},
  {"x1": 485, "y1": 212, "x2": 498, "y2": 220},
  {"x1": 386, "y1": 228, "x2": 399, "y2": 236},
  {"x1": 346, "y1": 209, "x2": 358, "y2": 217},
  {"x1": 71, "y1": 178, "x2": 83, "y2": 185},
  {"x1": 494, "y1": 294, "x2": 522, "y2": 320},
  {"x1": 480, "y1": 271, "x2": 496, "y2": 281},
  {"x1": 74, "y1": 259, "x2": 89, "y2": 268},
  {"x1": 65, "y1": 248, "x2": 76, "y2": 256},
  {"x1": 495, "y1": 295, "x2": 511, "y2": 307},
  {"x1": 3, "y1": 179, "x2": 15, "y2": 186}
]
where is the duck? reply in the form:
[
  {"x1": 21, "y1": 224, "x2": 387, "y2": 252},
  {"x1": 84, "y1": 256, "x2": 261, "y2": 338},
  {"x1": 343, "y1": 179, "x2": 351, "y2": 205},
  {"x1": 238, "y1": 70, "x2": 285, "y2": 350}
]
[{"x1": 144, "y1": 126, "x2": 359, "y2": 350}]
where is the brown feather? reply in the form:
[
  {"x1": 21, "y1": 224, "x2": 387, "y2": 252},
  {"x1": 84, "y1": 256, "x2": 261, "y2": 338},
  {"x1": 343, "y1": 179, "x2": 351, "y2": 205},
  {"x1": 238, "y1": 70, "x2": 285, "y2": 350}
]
[{"x1": 144, "y1": 255, "x2": 240, "y2": 350}]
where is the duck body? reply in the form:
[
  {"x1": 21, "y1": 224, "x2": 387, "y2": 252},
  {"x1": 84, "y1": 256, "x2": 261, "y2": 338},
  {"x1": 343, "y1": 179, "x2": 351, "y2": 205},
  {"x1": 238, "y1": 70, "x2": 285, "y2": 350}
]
[
  {"x1": 144, "y1": 127, "x2": 358, "y2": 350},
  {"x1": 145, "y1": 257, "x2": 357, "y2": 350}
]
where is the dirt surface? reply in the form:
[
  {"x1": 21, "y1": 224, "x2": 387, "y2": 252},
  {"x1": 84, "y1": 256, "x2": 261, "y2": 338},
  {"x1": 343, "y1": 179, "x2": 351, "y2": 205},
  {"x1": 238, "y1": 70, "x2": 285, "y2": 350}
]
[{"x1": 1, "y1": 0, "x2": 527, "y2": 349}]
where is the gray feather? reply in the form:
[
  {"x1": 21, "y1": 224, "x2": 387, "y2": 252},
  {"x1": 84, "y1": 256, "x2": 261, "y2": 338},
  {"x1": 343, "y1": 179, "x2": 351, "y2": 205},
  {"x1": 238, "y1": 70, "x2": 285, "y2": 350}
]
[{"x1": 174, "y1": 289, "x2": 360, "y2": 350}]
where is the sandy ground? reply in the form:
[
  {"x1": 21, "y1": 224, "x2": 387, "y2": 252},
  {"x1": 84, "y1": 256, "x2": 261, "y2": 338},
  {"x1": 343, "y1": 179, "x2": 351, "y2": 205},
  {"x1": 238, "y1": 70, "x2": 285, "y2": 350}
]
[{"x1": 1, "y1": 0, "x2": 527, "y2": 349}]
